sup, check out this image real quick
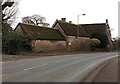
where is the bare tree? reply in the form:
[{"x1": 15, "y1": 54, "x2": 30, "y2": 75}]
[
  {"x1": 2, "y1": 0, "x2": 19, "y2": 25},
  {"x1": 22, "y1": 16, "x2": 35, "y2": 25},
  {"x1": 22, "y1": 14, "x2": 50, "y2": 27}
]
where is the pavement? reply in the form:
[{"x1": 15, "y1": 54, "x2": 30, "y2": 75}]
[
  {"x1": 1, "y1": 52, "x2": 118, "y2": 82},
  {"x1": 93, "y1": 57, "x2": 119, "y2": 82},
  {"x1": 84, "y1": 57, "x2": 119, "y2": 82}
]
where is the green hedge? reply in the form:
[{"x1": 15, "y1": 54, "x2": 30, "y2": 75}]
[
  {"x1": 90, "y1": 38, "x2": 101, "y2": 51},
  {"x1": 90, "y1": 38, "x2": 101, "y2": 47},
  {"x1": 90, "y1": 33, "x2": 108, "y2": 48},
  {"x1": 2, "y1": 32, "x2": 31, "y2": 54}
]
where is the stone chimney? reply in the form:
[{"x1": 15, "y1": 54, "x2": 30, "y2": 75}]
[
  {"x1": 61, "y1": 18, "x2": 66, "y2": 22},
  {"x1": 69, "y1": 21, "x2": 72, "y2": 24},
  {"x1": 106, "y1": 19, "x2": 108, "y2": 23}
]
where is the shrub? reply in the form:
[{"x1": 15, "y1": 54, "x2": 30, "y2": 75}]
[
  {"x1": 90, "y1": 38, "x2": 101, "y2": 51},
  {"x1": 90, "y1": 33, "x2": 108, "y2": 48},
  {"x1": 2, "y1": 32, "x2": 31, "y2": 54}
]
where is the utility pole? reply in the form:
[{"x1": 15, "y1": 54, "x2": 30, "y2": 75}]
[
  {"x1": 76, "y1": 14, "x2": 86, "y2": 39},
  {"x1": 76, "y1": 14, "x2": 86, "y2": 51}
]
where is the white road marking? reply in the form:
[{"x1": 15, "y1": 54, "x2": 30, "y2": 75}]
[
  {"x1": 106, "y1": 55, "x2": 118, "y2": 59},
  {"x1": 24, "y1": 67, "x2": 36, "y2": 71},
  {"x1": 24, "y1": 63, "x2": 49, "y2": 71},
  {"x1": 0, "y1": 74, "x2": 6, "y2": 77},
  {"x1": 55, "y1": 60, "x2": 62, "y2": 63}
]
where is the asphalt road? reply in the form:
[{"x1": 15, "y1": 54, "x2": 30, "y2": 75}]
[{"x1": 1, "y1": 52, "x2": 118, "y2": 82}]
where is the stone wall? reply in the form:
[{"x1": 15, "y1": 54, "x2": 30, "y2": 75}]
[
  {"x1": 32, "y1": 40, "x2": 67, "y2": 52},
  {"x1": 32, "y1": 36, "x2": 91, "y2": 52},
  {"x1": 67, "y1": 36, "x2": 91, "y2": 51}
]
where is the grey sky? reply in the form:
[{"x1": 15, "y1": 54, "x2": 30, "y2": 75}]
[{"x1": 14, "y1": 0, "x2": 119, "y2": 37}]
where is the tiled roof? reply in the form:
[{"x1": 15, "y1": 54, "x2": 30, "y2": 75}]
[
  {"x1": 53, "y1": 20, "x2": 89, "y2": 37},
  {"x1": 80, "y1": 23, "x2": 107, "y2": 36},
  {"x1": 15, "y1": 23, "x2": 66, "y2": 40}
]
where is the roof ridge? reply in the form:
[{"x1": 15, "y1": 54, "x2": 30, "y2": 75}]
[
  {"x1": 19, "y1": 23, "x2": 62, "y2": 31},
  {"x1": 57, "y1": 20, "x2": 77, "y2": 26},
  {"x1": 80, "y1": 23, "x2": 106, "y2": 25},
  {"x1": 57, "y1": 20, "x2": 106, "y2": 25},
  {"x1": 19, "y1": 23, "x2": 51, "y2": 29}
]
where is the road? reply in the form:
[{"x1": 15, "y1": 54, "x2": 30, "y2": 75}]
[{"x1": 1, "y1": 52, "x2": 118, "y2": 82}]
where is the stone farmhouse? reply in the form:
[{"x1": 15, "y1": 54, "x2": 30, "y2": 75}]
[
  {"x1": 80, "y1": 19, "x2": 113, "y2": 50},
  {"x1": 14, "y1": 18, "x2": 113, "y2": 52},
  {"x1": 14, "y1": 23, "x2": 66, "y2": 52},
  {"x1": 52, "y1": 18, "x2": 90, "y2": 51}
]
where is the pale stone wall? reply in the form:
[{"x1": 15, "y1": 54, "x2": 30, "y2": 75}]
[
  {"x1": 32, "y1": 40, "x2": 67, "y2": 52},
  {"x1": 68, "y1": 36, "x2": 91, "y2": 51},
  {"x1": 32, "y1": 36, "x2": 91, "y2": 52}
]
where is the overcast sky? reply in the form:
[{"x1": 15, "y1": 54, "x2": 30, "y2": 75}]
[{"x1": 14, "y1": 0, "x2": 119, "y2": 37}]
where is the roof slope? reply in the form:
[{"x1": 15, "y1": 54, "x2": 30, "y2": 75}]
[
  {"x1": 15, "y1": 23, "x2": 66, "y2": 40},
  {"x1": 53, "y1": 20, "x2": 89, "y2": 37},
  {"x1": 80, "y1": 23, "x2": 107, "y2": 36}
]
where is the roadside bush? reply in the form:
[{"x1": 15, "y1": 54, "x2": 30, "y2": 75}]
[
  {"x1": 90, "y1": 38, "x2": 101, "y2": 51},
  {"x1": 90, "y1": 33, "x2": 108, "y2": 48},
  {"x1": 2, "y1": 32, "x2": 31, "y2": 54}
]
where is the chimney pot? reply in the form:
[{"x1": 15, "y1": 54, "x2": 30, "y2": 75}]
[
  {"x1": 106, "y1": 19, "x2": 108, "y2": 23},
  {"x1": 69, "y1": 21, "x2": 72, "y2": 24},
  {"x1": 61, "y1": 18, "x2": 66, "y2": 22}
]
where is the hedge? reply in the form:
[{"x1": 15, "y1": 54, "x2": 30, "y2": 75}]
[{"x1": 2, "y1": 32, "x2": 31, "y2": 54}]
